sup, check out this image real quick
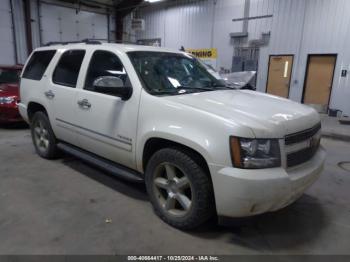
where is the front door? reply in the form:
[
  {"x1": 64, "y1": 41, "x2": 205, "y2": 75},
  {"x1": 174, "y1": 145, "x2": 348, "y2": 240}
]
[
  {"x1": 303, "y1": 55, "x2": 336, "y2": 107},
  {"x1": 74, "y1": 50, "x2": 138, "y2": 169},
  {"x1": 266, "y1": 55, "x2": 293, "y2": 98}
]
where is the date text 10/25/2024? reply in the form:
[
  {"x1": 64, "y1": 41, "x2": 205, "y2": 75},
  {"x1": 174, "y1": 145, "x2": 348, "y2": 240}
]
[{"x1": 127, "y1": 256, "x2": 219, "y2": 261}]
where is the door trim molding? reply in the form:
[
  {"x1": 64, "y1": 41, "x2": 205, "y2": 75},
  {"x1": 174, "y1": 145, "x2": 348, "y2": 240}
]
[
  {"x1": 301, "y1": 53, "x2": 338, "y2": 107},
  {"x1": 55, "y1": 118, "x2": 132, "y2": 146},
  {"x1": 265, "y1": 54, "x2": 295, "y2": 99}
]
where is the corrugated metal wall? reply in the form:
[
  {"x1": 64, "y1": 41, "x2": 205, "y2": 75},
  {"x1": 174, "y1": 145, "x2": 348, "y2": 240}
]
[
  {"x1": 125, "y1": 0, "x2": 350, "y2": 115},
  {"x1": 0, "y1": 0, "x2": 28, "y2": 65},
  {"x1": 0, "y1": 0, "x2": 16, "y2": 65},
  {"x1": 126, "y1": 0, "x2": 246, "y2": 70},
  {"x1": 11, "y1": 0, "x2": 28, "y2": 64}
]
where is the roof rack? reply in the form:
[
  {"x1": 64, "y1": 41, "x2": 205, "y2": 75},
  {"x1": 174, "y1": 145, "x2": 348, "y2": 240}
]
[
  {"x1": 44, "y1": 38, "x2": 104, "y2": 46},
  {"x1": 43, "y1": 39, "x2": 144, "y2": 47}
]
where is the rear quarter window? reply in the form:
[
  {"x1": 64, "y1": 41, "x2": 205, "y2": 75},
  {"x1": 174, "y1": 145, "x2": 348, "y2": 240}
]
[{"x1": 22, "y1": 50, "x2": 56, "y2": 80}]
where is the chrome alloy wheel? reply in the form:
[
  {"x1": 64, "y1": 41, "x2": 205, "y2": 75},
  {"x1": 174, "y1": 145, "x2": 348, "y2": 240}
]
[
  {"x1": 33, "y1": 120, "x2": 49, "y2": 153},
  {"x1": 153, "y1": 163, "x2": 193, "y2": 217}
]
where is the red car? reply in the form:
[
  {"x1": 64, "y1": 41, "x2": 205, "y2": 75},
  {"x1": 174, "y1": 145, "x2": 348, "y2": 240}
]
[{"x1": 0, "y1": 65, "x2": 23, "y2": 123}]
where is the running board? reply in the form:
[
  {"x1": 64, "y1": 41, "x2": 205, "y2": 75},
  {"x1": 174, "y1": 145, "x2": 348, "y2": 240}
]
[{"x1": 57, "y1": 142, "x2": 144, "y2": 183}]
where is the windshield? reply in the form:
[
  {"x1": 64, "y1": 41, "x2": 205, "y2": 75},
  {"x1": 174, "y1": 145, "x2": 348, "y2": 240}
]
[
  {"x1": 128, "y1": 51, "x2": 228, "y2": 95},
  {"x1": 0, "y1": 68, "x2": 21, "y2": 84}
]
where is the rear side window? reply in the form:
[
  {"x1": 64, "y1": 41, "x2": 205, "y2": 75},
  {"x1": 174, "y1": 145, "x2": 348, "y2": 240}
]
[
  {"x1": 22, "y1": 50, "x2": 56, "y2": 80},
  {"x1": 52, "y1": 50, "x2": 85, "y2": 88}
]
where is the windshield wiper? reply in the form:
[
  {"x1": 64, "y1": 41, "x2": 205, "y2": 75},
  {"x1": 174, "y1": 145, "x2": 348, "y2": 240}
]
[
  {"x1": 209, "y1": 82, "x2": 230, "y2": 89},
  {"x1": 175, "y1": 86, "x2": 216, "y2": 91},
  {"x1": 152, "y1": 86, "x2": 218, "y2": 96},
  {"x1": 152, "y1": 89, "x2": 179, "y2": 95}
]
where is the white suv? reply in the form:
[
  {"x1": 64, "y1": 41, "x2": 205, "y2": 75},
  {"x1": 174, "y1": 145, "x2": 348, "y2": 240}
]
[{"x1": 19, "y1": 41, "x2": 326, "y2": 229}]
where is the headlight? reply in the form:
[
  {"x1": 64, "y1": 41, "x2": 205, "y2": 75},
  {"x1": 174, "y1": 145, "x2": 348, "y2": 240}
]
[
  {"x1": 0, "y1": 96, "x2": 16, "y2": 105},
  {"x1": 230, "y1": 137, "x2": 281, "y2": 169}
]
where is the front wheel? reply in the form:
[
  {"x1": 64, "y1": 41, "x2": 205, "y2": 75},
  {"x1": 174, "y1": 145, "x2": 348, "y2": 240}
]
[
  {"x1": 30, "y1": 111, "x2": 59, "y2": 159},
  {"x1": 145, "y1": 148, "x2": 215, "y2": 230}
]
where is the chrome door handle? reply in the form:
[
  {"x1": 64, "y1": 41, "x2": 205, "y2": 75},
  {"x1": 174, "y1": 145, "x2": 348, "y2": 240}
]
[
  {"x1": 44, "y1": 90, "x2": 55, "y2": 99},
  {"x1": 77, "y1": 99, "x2": 91, "y2": 109}
]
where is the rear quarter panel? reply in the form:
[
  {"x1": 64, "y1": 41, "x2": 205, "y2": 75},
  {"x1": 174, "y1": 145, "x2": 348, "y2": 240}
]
[{"x1": 19, "y1": 50, "x2": 61, "y2": 126}]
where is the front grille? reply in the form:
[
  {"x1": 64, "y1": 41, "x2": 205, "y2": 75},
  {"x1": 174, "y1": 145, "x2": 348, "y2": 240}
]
[
  {"x1": 285, "y1": 123, "x2": 321, "y2": 168},
  {"x1": 285, "y1": 123, "x2": 321, "y2": 145},
  {"x1": 287, "y1": 142, "x2": 320, "y2": 167}
]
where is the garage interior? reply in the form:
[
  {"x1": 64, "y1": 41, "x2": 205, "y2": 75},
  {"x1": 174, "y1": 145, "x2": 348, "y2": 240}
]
[{"x1": 1, "y1": 0, "x2": 350, "y2": 256}]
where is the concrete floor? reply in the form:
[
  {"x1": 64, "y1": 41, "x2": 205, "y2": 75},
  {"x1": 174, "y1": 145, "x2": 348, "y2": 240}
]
[
  {"x1": 321, "y1": 114, "x2": 350, "y2": 141},
  {"x1": 0, "y1": 124, "x2": 350, "y2": 255}
]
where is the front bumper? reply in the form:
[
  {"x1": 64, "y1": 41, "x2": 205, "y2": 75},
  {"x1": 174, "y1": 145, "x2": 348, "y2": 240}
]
[{"x1": 209, "y1": 146, "x2": 326, "y2": 217}]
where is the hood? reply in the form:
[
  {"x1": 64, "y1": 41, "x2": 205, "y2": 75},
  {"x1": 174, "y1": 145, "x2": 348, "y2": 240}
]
[
  {"x1": 163, "y1": 90, "x2": 320, "y2": 138},
  {"x1": 0, "y1": 83, "x2": 19, "y2": 97}
]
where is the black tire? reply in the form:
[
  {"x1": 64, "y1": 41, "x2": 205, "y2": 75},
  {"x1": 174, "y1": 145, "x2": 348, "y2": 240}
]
[
  {"x1": 145, "y1": 148, "x2": 215, "y2": 230},
  {"x1": 30, "y1": 111, "x2": 59, "y2": 159}
]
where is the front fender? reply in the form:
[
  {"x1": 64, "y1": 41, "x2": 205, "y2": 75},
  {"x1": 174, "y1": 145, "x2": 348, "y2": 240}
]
[
  {"x1": 135, "y1": 92, "x2": 246, "y2": 173},
  {"x1": 137, "y1": 130, "x2": 213, "y2": 172}
]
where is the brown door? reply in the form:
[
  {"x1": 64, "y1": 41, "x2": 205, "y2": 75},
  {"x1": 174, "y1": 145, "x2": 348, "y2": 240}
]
[
  {"x1": 266, "y1": 55, "x2": 293, "y2": 98},
  {"x1": 303, "y1": 55, "x2": 336, "y2": 106}
]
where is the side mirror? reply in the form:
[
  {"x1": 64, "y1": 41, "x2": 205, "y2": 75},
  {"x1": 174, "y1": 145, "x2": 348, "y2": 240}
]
[{"x1": 93, "y1": 76, "x2": 132, "y2": 100}]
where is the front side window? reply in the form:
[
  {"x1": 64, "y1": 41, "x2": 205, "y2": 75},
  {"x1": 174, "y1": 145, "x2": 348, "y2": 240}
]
[
  {"x1": 128, "y1": 51, "x2": 227, "y2": 96},
  {"x1": 52, "y1": 50, "x2": 85, "y2": 88},
  {"x1": 22, "y1": 50, "x2": 56, "y2": 80},
  {"x1": 85, "y1": 50, "x2": 129, "y2": 93},
  {"x1": 0, "y1": 68, "x2": 21, "y2": 84}
]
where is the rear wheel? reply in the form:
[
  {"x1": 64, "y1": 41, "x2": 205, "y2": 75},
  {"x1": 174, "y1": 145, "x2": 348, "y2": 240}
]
[
  {"x1": 30, "y1": 111, "x2": 59, "y2": 159},
  {"x1": 145, "y1": 148, "x2": 215, "y2": 230}
]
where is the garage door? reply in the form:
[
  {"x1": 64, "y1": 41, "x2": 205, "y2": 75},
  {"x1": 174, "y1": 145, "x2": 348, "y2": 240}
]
[
  {"x1": 0, "y1": 0, "x2": 16, "y2": 65},
  {"x1": 40, "y1": 3, "x2": 108, "y2": 45}
]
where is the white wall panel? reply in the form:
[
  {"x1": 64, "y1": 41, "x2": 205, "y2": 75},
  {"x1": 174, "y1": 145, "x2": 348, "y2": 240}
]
[
  {"x1": 131, "y1": 0, "x2": 214, "y2": 48},
  {"x1": 30, "y1": 0, "x2": 42, "y2": 49},
  {"x1": 165, "y1": 0, "x2": 213, "y2": 49},
  {"x1": 128, "y1": 0, "x2": 350, "y2": 115},
  {"x1": 213, "y1": 0, "x2": 244, "y2": 70},
  {"x1": 0, "y1": 0, "x2": 15, "y2": 65},
  {"x1": 256, "y1": 0, "x2": 307, "y2": 96},
  {"x1": 135, "y1": 4, "x2": 165, "y2": 42},
  {"x1": 11, "y1": 0, "x2": 28, "y2": 64},
  {"x1": 108, "y1": 15, "x2": 116, "y2": 42},
  {"x1": 293, "y1": 0, "x2": 350, "y2": 106}
]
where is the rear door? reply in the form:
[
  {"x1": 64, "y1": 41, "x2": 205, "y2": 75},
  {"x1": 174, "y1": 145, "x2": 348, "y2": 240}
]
[{"x1": 48, "y1": 49, "x2": 86, "y2": 145}]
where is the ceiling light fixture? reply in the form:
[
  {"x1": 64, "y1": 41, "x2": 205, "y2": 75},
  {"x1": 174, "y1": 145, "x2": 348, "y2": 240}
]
[{"x1": 145, "y1": 0, "x2": 163, "y2": 3}]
